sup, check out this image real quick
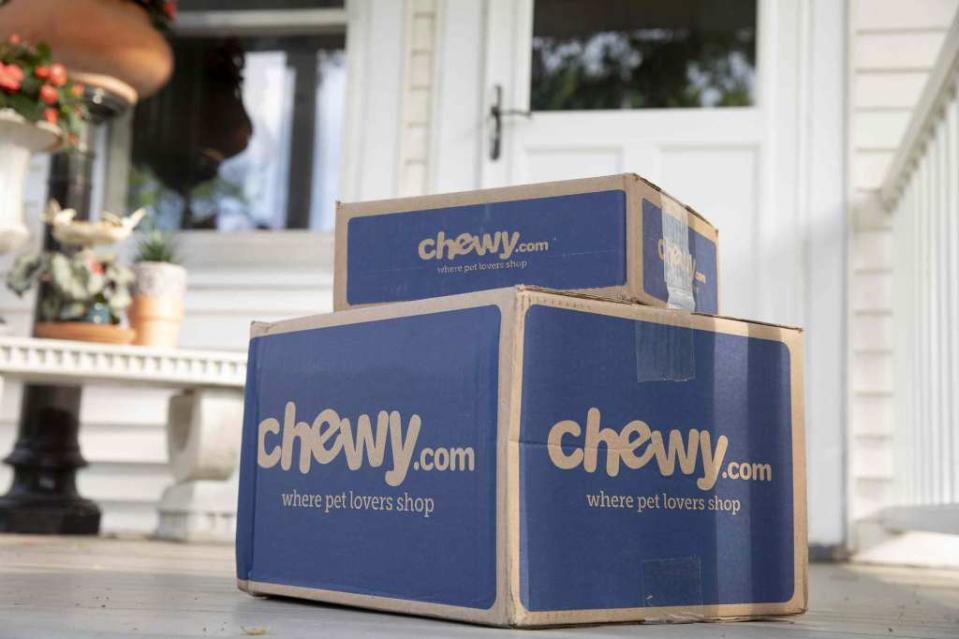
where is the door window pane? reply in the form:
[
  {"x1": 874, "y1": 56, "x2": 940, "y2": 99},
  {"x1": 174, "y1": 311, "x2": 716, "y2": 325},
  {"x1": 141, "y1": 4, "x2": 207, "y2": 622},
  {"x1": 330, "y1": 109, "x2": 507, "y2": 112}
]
[
  {"x1": 128, "y1": 33, "x2": 345, "y2": 231},
  {"x1": 531, "y1": 0, "x2": 757, "y2": 111}
]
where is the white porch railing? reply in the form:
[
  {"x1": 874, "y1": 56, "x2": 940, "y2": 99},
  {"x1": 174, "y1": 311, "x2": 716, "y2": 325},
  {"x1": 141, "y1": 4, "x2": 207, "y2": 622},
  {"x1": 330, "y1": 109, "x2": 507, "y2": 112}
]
[{"x1": 881, "y1": 13, "x2": 959, "y2": 535}]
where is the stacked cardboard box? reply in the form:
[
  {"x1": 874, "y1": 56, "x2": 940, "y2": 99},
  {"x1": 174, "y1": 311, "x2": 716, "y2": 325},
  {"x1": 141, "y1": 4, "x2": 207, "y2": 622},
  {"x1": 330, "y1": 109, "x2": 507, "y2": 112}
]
[{"x1": 236, "y1": 174, "x2": 806, "y2": 627}]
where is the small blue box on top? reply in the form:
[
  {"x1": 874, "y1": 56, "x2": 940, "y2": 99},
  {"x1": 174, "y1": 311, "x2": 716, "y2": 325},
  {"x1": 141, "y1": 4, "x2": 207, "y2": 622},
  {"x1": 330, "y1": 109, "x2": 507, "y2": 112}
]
[{"x1": 334, "y1": 174, "x2": 719, "y2": 314}]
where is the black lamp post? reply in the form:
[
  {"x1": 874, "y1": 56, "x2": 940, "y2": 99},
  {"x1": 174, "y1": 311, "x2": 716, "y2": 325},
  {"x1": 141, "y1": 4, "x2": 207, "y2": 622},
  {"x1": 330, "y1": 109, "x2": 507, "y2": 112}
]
[{"x1": 0, "y1": 85, "x2": 132, "y2": 535}]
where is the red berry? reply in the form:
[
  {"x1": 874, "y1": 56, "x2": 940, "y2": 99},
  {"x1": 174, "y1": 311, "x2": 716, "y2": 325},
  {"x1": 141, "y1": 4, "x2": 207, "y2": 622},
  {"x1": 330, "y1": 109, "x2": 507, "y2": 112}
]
[
  {"x1": 34, "y1": 65, "x2": 50, "y2": 79},
  {"x1": 49, "y1": 63, "x2": 67, "y2": 87},
  {"x1": 40, "y1": 84, "x2": 58, "y2": 105},
  {"x1": 43, "y1": 108, "x2": 58, "y2": 125},
  {"x1": 0, "y1": 63, "x2": 23, "y2": 92}
]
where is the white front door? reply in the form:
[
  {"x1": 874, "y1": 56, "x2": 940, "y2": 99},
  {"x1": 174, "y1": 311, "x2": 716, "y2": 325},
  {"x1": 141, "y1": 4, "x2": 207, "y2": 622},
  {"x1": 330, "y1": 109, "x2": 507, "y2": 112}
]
[
  {"x1": 432, "y1": 0, "x2": 846, "y2": 549},
  {"x1": 480, "y1": 0, "x2": 798, "y2": 325}
]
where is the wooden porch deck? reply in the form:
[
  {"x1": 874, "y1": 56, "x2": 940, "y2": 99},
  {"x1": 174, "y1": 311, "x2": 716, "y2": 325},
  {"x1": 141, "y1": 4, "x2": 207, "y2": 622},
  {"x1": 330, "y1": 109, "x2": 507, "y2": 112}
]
[{"x1": 0, "y1": 535, "x2": 957, "y2": 638}]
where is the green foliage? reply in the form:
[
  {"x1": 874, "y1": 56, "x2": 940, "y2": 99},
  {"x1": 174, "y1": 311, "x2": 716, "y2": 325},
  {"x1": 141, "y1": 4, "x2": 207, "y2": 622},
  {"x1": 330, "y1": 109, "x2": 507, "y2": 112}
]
[
  {"x1": 6, "y1": 251, "x2": 133, "y2": 324},
  {"x1": 127, "y1": 165, "x2": 164, "y2": 212},
  {"x1": 135, "y1": 229, "x2": 180, "y2": 264},
  {"x1": 0, "y1": 34, "x2": 89, "y2": 145},
  {"x1": 127, "y1": 164, "x2": 251, "y2": 230}
]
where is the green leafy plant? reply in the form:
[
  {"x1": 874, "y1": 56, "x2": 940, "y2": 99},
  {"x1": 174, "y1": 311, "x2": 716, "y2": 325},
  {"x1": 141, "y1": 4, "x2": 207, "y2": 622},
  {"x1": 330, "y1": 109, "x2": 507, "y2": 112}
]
[
  {"x1": 6, "y1": 251, "x2": 133, "y2": 324},
  {"x1": 0, "y1": 34, "x2": 89, "y2": 146},
  {"x1": 135, "y1": 229, "x2": 179, "y2": 264}
]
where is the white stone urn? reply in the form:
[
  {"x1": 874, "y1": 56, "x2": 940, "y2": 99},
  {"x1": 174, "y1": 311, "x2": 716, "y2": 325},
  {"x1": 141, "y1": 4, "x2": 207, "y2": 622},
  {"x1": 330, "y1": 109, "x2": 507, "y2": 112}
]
[
  {"x1": 0, "y1": 110, "x2": 60, "y2": 254},
  {"x1": 129, "y1": 261, "x2": 187, "y2": 348}
]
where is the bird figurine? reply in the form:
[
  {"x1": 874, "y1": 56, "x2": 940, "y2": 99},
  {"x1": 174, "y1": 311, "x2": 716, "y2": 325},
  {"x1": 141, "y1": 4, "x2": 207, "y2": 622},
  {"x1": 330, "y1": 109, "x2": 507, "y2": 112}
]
[{"x1": 43, "y1": 200, "x2": 146, "y2": 248}]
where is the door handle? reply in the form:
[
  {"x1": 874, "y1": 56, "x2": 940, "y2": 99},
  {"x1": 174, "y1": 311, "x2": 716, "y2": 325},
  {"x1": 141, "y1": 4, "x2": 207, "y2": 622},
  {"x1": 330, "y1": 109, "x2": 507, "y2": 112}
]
[{"x1": 488, "y1": 84, "x2": 531, "y2": 161}]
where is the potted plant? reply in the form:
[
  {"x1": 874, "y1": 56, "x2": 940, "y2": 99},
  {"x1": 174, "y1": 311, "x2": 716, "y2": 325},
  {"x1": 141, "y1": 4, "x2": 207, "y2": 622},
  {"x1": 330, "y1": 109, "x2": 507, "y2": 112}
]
[
  {"x1": 129, "y1": 229, "x2": 186, "y2": 348},
  {"x1": 5, "y1": 201, "x2": 144, "y2": 344},
  {"x1": 0, "y1": 34, "x2": 87, "y2": 254}
]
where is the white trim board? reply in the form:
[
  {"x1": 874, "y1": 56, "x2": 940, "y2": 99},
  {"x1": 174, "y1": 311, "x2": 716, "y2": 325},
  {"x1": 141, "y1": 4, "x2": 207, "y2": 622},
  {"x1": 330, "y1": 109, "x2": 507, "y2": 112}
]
[{"x1": 174, "y1": 9, "x2": 348, "y2": 37}]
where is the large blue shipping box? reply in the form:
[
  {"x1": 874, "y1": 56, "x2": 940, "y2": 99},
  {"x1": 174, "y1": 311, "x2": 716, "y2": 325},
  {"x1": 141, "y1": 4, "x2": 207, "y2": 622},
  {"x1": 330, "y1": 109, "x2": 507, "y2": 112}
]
[
  {"x1": 334, "y1": 175, "x2": 719, "y2": 314},
  {"x1": 236, "y1": 287, "x2": 805, "y2": 626}
]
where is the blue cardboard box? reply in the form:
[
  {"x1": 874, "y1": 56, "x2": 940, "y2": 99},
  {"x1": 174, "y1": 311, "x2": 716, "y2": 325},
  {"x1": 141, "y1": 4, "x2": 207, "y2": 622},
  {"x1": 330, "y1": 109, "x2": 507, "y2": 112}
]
[
  {"x1": 236, "y1": 287, "x2": 805, "y2": 626},
  {"x1": 334, "y1": 174, "x2": 719, "y2": 314}
]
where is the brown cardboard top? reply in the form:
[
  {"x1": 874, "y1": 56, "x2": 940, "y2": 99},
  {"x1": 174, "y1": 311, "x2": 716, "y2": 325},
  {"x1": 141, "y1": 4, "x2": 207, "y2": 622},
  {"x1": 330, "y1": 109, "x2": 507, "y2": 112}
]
[
  {"x1": 336, "y1": 173, "x2": 717, "y2": 235},
  {"x1": 626, "y1": 173, "x2": 714, "y2": 230},
  {"x1": 337, "y1": 174, "x2": 630, "y2": 216},
  {"x1": 254, "y1": 285, "x2": 799, "y2": 343},
  {"x1": 515, "y1": 286, "x2": 802, "y2": 333},
  {"x1": 251, "y1": 287, "x2": 518, "y2": 339}
]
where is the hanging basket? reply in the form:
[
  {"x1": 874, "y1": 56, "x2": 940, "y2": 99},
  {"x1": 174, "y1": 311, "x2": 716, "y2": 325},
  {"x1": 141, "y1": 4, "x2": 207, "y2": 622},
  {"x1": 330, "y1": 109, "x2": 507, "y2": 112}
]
[{"x1": 0, "y1": 0, "x2": 173, "y2": 102}]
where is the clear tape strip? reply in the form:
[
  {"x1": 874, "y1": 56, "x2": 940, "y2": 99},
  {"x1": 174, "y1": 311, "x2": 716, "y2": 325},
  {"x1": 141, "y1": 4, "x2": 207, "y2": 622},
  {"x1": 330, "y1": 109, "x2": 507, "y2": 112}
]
[
  {"x1": 635, "y1": 312, "x2": 695, "y2": 383},
  {"x1": 661, "y1": 204, "x2": 696, "y2": 311}
]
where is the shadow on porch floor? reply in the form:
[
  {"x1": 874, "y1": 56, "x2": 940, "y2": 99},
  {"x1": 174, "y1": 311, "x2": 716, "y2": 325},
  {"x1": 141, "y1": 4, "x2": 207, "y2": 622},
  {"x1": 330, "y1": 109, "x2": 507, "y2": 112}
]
[{"x1": 0, "y1": 535, "x2": 957, "y2": 638}]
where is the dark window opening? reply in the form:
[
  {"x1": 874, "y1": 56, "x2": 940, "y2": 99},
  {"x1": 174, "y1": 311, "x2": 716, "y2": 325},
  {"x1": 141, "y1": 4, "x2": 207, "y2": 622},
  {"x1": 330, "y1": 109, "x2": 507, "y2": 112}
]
[
  {"x1": 128, "y1": 32, "x2": 345, "y2": 231},
  {"x1": 531, "y1": 0, "x2": 757, "y2": 111}
]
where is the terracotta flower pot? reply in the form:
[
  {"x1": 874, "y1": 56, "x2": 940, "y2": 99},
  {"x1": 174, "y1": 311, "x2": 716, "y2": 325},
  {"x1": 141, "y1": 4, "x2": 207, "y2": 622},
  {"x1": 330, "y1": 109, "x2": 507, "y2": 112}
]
[
  {"x1": 35, "y1": 321, "x2": 135, "y2": 344},
  {"x1": 0, "y1": 0, "x2": 173, "y2": 101},
  {"x1": 0, "y1": 110, "x2": 60, "y2": 254},
  {"x1": 129, "y1": 261, "x2": 186, "y2": 348}
]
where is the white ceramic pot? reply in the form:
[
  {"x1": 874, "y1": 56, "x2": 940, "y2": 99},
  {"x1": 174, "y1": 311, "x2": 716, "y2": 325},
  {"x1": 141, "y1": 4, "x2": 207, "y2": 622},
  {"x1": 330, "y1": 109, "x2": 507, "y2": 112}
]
[
  {"x1": 129, "y1": 261, "x2": 187, "y2": 348},
  {"x1": 0, "y1": 110, "x2": 60, "y2": 254}
]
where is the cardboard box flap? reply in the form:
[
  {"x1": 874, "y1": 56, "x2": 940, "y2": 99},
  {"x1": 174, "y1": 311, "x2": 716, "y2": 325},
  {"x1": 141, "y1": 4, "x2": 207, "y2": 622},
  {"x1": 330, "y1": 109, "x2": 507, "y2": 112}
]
[{"x1": 514, "y1": 286, "x2": 802, "y2": 332}]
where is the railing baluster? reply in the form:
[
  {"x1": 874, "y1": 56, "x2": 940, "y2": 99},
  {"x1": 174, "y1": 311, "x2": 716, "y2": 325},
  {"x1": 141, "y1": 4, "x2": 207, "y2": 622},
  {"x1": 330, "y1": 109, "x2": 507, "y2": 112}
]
[
  {"x1": 916, "y1": 158, "x2": 924, "y2": 506},
  {"x1": 949, "y1": 86, "x2": 959, "y2": 502},
  {"x1": 894, "y1": 178, "x2": 915, "y2": 504},
  {"x1": 920, "y1": 150, "x2": 932, "y2": 505},
  {"x1": 936, "y1": 114, "x2": 950, "y2": 505},
  {"x1": 908, "y1": 177, "x2": 920, "y2": 505},
  {"x1": 933, "y1": 120, "x2": 944, "y2": 506}
]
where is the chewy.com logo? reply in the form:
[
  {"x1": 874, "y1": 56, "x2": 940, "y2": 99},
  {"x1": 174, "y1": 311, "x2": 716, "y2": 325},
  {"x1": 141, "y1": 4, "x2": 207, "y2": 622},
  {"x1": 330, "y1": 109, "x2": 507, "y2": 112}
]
[
  {"x1": 257, "y1": 402, "x2": 476, "y2": 486},
  {"x1": 547, "y1": 407, "x2": 773, "y2": 489},
  {"x1": 418, "y1": 230, "x2": 549, "y2": 261}
]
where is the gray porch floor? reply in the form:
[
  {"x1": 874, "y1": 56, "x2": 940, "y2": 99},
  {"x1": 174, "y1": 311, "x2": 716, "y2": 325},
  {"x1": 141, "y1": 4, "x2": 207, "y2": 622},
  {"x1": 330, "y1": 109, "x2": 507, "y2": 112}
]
[{"x1": 1, "y1": 535, "x2": 957, "y2": 639}]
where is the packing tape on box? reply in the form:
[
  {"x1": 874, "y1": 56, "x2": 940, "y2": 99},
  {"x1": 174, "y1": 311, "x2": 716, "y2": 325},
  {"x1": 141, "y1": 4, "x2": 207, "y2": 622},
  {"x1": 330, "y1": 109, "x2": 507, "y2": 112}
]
[
  {"x1": 661, "y1": 202, "x2": 696, "y2": 311},
  {"x1": 634, "y1": 310, "x2": 694, "y2": 383},
  {"x1": 641, "y1": 556, "x2": 705, "y2": 617}
]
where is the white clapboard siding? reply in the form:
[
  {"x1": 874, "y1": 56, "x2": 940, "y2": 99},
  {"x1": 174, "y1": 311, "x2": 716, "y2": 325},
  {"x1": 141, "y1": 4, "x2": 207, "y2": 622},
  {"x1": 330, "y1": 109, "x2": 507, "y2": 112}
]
[
  {"x1": 855, "y1": 0, "x2": 959, "y2": 30},
  {"x1": 398, "y1": 0, "x2": 439, "y2": 196},
  {"x1": 848, "y1": 0, "x2": 959, "y2": 537}
]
